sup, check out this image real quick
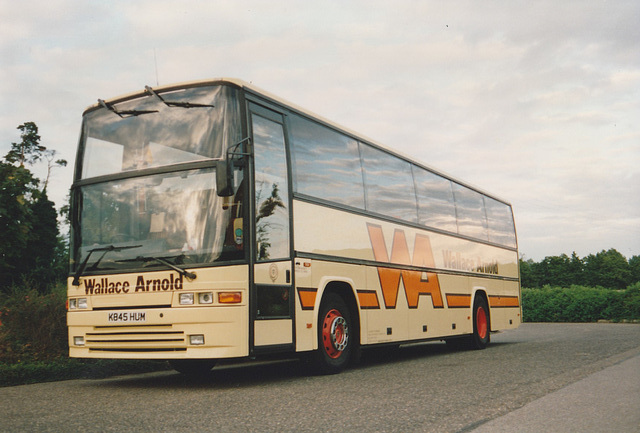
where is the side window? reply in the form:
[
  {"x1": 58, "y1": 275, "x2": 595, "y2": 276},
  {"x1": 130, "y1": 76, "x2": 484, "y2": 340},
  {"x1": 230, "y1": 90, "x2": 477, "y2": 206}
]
[
  {"x1": 360, "y1": 144, "x2": 418, "y2": 223},
  {"x1": 252, "y1": 113, "x2": 290, "y2": 261},
  {"x1": 452, "y1": 183, "x2": 488, "y2": 241},
  {"x1": 289, "y1": 114, "x2": 365, "y2": 209},
  {"x1": 413, "y1": 166, "x2": 457, "y2": 232},
  {"x1": 485, "y1": 197, "x2": 517, "y2": 248}
]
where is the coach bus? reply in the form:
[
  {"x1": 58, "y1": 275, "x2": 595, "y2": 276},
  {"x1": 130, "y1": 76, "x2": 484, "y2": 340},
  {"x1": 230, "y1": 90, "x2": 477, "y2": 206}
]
[{"x1": 67, "y1": 78, "x2": 520, "y2": 375}]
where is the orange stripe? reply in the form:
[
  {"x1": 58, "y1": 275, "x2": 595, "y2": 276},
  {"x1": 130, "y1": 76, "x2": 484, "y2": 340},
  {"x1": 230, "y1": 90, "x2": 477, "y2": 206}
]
[
  {"x1": 489, "y1": 295, "x2": 520, "y2": 308},
  {"x1": 446, "y1": 294, "x2": 471, "y2": 308},
  {"x1": 297, "y1": 288, "x2": 317, "y2": 310},
  {"x1": 357, "y1": 290, "x2": 380, "y2": 309}
]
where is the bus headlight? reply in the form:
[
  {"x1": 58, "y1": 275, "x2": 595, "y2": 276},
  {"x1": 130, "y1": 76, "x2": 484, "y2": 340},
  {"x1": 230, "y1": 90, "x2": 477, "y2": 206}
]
[
  {"x1": 74, "y1": 336, "x2": 85, "y2": 346},
  {"x1": 179, "y1": 293, "x2": 194, "y2": 305},
  {"x1": 198, "y1": 292, "x2": 214, "y2": 304},
  {"x1": 68, "y1": 298, "x2": 88, "y2": 310}
]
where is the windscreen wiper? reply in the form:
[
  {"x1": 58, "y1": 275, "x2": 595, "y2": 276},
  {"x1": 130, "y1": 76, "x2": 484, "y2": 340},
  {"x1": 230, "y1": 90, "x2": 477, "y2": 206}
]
[
  {"x1": 145, "y1": 86, "x2": 215, "y2": 109},
  {"x1": 98, "y1": 99, "x2": 159, "y2": 118},
  {"x1": 72, "y1": 244, "x2": 142, "y2": 286},
  {"x1": 135, "y1": 255, "x2": 197, "y2": 281}
]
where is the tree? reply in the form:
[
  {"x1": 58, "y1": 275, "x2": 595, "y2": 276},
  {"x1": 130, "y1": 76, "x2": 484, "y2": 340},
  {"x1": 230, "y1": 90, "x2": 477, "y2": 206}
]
[
  {"x1": 3, "y1": 122, "x2": 67, "y2": 192},
  {"x1": 537, "y1": 254, "x2": 573, "y2": 287},
  {"x1": 0, "y1": 162, "x2": 39, "y2": 289},
  {"x1": 22, "y1": 191, "x2": 61, "y2": 290},
  {"x1": 629, "y1": 255, "x2": 640, "y2": 284},
  {"x1": 4, "y1": 122, "x2": 46, "y2": 167},
  {"x1": 519, "y1": 257, "x2": 540, "y2": 288},
  {"x1": 519, "y1": 250, "x2": 636, "y2": 289},
  {"x1": 42, "y1": 149, "x2": 68, "y2": 192},
  {"x1": 584, "y1": 249, "x2": 632, "y2": 290},
  {"x1": 567, "y1": 252, "x2": 585, "y2": 285},
  {"x1": 1, "y1": 122, "x2": 67, "y2": 291}
]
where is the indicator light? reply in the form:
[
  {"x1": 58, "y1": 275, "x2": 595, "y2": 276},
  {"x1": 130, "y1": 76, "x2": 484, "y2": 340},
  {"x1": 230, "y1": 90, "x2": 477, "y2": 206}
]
[{"x1": 218, "y1": 292, "x2": 242, "y2": 304}]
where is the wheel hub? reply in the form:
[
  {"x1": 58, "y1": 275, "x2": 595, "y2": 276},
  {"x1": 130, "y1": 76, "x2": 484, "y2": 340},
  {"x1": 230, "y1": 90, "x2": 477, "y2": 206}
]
[
  {"x1": 476, "y1": 306, "x2": 488, "y2": 339},
  {"x1": 322, "y1": 309, "x2": 349, "y2": 358}
]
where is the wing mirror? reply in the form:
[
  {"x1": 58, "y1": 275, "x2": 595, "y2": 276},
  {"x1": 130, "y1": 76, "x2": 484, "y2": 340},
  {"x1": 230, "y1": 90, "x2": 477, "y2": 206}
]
[
  {"x1": 216, "y1": 159, "x2": 235, "y2": 197},
  {"x1": 216, "y1": 137, "x2": 251, "y2": 197}
]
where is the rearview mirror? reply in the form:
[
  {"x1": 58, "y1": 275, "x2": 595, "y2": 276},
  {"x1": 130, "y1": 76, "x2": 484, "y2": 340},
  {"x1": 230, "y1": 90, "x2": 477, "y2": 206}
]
[
  {"x1": 216, "y1": 159, "x2": 234, "y2": 197},
  {"x1": 217, "y1": 137, "x2": 251, "y2": 197}
]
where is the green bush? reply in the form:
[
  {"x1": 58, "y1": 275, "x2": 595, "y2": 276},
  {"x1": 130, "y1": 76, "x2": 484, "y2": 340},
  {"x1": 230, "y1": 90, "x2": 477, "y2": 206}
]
[
  {"x1": 623, "y1": 282, "x2": 640, "y2": 319},
  {"x1": 0, "y1": 282, "x2": 68, "y2": 363},
  {"x1": 522, "y1": 283, "x2": 640, "y2": 322},
  {"x1": 0, "y1": 283, "x2": 168, "y2": 386}
]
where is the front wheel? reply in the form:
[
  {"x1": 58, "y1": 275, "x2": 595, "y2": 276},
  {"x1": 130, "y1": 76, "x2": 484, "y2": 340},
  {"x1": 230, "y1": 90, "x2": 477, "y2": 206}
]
[
  {"x1": 470, "y1": 295, "x2": 490, "y2": 349},
  {"x1": 311, "y1": 293, "x2": 354, "y2": 374}
]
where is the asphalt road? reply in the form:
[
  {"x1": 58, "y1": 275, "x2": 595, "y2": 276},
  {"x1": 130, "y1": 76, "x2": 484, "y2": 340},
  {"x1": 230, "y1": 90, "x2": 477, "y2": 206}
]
[{"x1": 1, "y1": 323, "x2": 638, "y2": 433}]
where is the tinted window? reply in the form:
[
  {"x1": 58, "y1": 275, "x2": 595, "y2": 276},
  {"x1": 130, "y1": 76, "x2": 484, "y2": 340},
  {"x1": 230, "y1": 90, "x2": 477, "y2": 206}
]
[
  {"x1": 485, "y1": 197, "x2": 516, "y2": 248},
  {"x1": 81, "y1": 85, "x2": 241, "y2": 179},
  {"x1": 361, "y1": 144, "x2": 418, "y2": 222},
  {"x1": 252, "y1": 113, "x2": 290, "y2": 260},
  {"x1": 289, "y1": 115, "x2": 365, "y2": 209},
  {"x1": 413, "y1": 166, "x2": 457, "y2": 232},
  {"x1": 452, "y1": 183, "x2": 488, "y2": 240}
]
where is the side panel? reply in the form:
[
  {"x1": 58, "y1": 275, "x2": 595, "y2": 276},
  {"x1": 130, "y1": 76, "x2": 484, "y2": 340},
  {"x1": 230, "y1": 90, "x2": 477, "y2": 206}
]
[
  {"x1": 292, "y1": 200, "x2": 520, "y2": 351},
  {"x1": 293, "y1": 201, "x2": 519, "y2": 279}
]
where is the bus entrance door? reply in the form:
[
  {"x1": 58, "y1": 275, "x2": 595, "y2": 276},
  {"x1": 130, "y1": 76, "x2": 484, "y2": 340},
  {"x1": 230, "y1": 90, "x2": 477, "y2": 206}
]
[{"x1": 250, "y1": 102, "x2": 294, "y2": 351}]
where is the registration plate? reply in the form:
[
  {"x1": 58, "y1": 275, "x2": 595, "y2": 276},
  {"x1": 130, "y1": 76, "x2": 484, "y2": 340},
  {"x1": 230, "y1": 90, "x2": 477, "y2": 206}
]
[{"x1": 108, "y1": 311, "x2": 147, "y2": 323}]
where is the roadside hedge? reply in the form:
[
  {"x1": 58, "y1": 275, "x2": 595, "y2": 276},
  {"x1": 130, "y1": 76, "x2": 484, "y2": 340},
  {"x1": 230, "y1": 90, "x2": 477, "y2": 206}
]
[
  {"x1": 0, "y1": 283, "x2": 68, "y2": 363},
  {"x1": 0, "y1": 283, "x2": 168, "y2": 386},
  {"x1": 522, "y1": 283, "x2": 640, "y2": 323}
]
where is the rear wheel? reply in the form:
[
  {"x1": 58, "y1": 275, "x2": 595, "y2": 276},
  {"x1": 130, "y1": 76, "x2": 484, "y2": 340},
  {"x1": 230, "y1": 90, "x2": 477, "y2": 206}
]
[
  {"x1": 311, "y1": 293, "x2": 354, "y2": 374},
  {"x1": 169, "y1": 359, "x2": 216, "y2": 376},
  {"x1": 470, "y1": 295, "x2": 490, "y2": 349}
]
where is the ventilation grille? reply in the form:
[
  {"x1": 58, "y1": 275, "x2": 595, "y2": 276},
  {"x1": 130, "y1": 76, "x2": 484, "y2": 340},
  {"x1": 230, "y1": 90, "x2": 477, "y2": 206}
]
[{"x1": 85, "y1": 324, "x2": 187, "y2": 353}]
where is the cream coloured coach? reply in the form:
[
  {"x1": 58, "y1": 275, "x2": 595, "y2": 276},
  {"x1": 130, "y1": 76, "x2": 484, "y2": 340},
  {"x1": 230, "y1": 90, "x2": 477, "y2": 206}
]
[{"x1": 68, "y1": 79, "x2": 520, "y2": 375}]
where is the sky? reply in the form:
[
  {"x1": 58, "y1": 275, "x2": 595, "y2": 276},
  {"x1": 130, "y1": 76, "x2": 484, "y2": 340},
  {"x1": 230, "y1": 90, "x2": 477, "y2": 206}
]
[{"x1": 1, "y1": 0, "x2": 639, "y2": 261}]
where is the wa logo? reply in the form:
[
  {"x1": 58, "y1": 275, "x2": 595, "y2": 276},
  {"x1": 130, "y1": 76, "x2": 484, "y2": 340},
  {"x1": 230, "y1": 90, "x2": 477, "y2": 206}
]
[{"x1": 367, "y1": 223, "x2": 443, "y2": 309}]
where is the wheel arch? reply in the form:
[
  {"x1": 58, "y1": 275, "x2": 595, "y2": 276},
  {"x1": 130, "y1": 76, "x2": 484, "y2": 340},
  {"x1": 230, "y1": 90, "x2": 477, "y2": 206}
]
[{"x1": 471, "y1": 287, "x2": 491, "y2": 332}]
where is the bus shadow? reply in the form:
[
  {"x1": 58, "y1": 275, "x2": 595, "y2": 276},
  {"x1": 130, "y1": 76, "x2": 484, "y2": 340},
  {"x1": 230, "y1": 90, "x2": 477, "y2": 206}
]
[
  {"x1": 351, "y1": 339, "x2": 516, "y2": 371},
  {"x1": 92, "y1": 358, "x2": 306, "y2": 390}
]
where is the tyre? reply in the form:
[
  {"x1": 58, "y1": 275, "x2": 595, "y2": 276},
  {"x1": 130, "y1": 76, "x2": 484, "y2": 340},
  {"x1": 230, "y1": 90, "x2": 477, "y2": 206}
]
[
  {"x1": 470, "y1": 295, "x2": 490, "y2": 349},
  {"x1": 311, "y1": 293, "x2": 354, "y2": 374},
  {"x1": 169, "y1": 359, "x2": 216, "y2": 376}
]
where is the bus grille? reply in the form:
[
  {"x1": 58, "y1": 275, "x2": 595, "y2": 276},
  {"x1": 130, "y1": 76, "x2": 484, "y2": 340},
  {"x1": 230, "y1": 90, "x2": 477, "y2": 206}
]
[{"x1": 85, "y1": 325, "x2": 187, "y2": 353}]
